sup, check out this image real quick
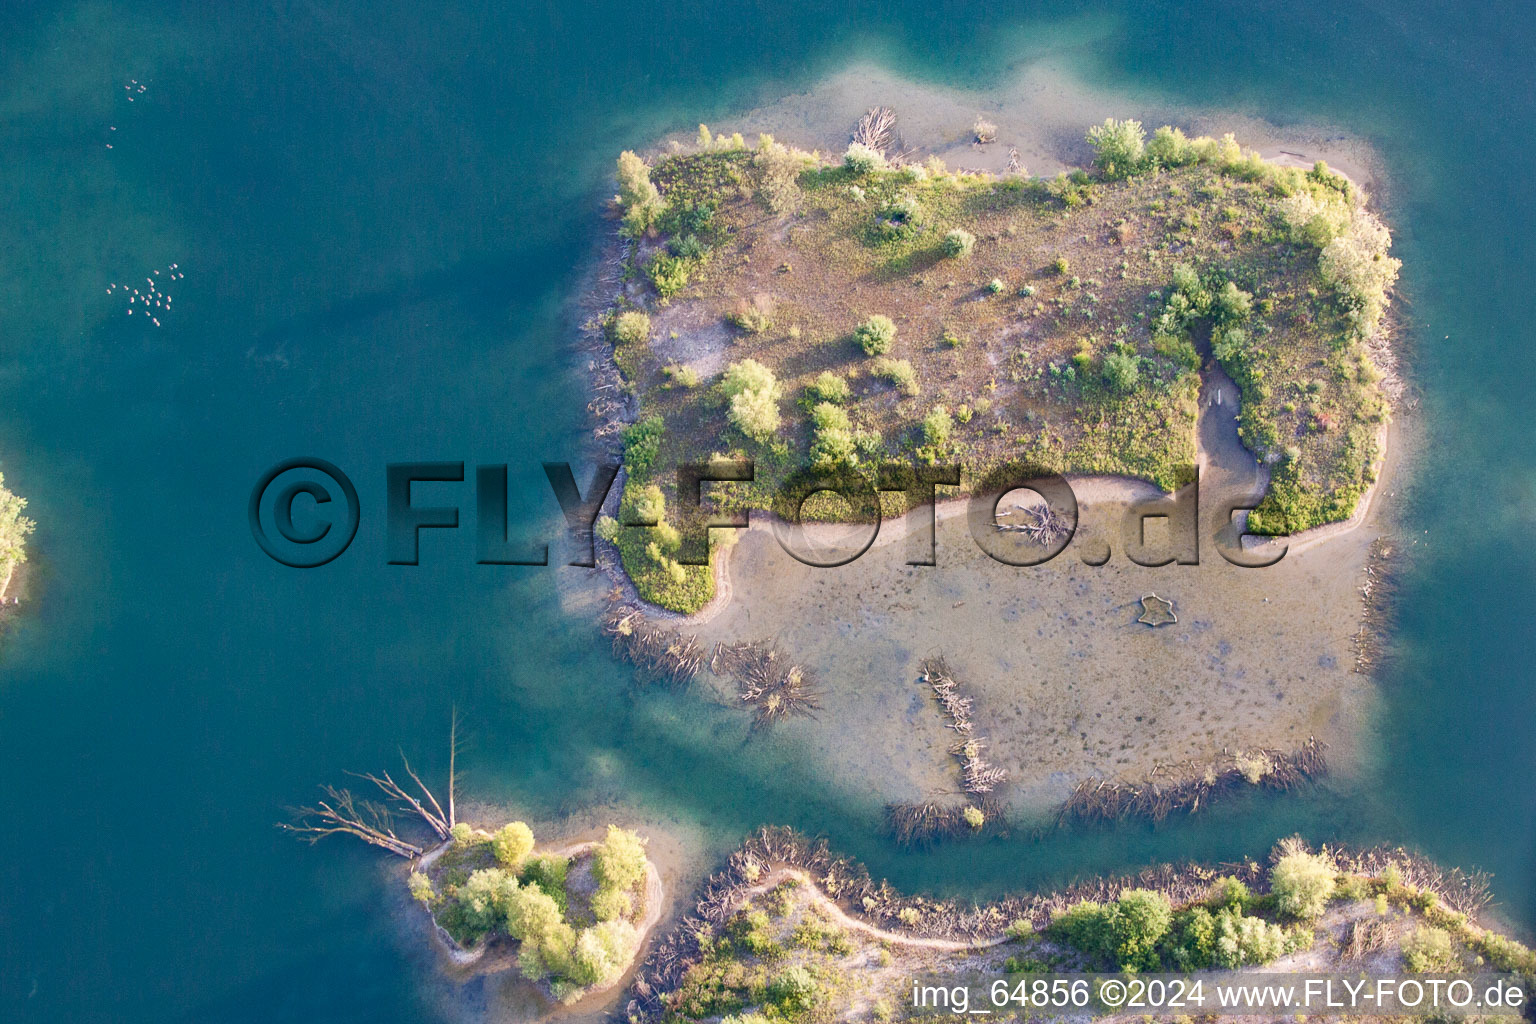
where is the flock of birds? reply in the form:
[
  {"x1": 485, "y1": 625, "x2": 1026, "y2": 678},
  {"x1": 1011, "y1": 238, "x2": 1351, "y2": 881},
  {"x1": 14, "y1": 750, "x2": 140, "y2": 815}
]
[
  {"x1": 107, "y1": 264, "x2": 183, "y2": 328},
  {"x1": 104, "y1": 78, "x2": 185, "y2": 329}
]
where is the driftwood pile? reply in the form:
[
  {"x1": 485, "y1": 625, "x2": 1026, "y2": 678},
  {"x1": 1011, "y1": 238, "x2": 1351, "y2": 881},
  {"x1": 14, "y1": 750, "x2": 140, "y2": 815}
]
[
  {"x1": 995, "y1": 501, "x2": 1071, "y2": 544},
  {"x1": 1354, "y1": 537, "x2": 1401, "y2": 674},
  {"x1": 883, "y1": 795, "x2": 1004, "y2": 848},
  {"x1": 711, "y1": 639, "x2": 821, "y2": 728},
  {"x1": 851, "y1": 106, "x2": 898, "y2": 153},
  {"x1": 1058, "y1": 738, "x2": 1328, "y2": 825},
  {"x1": 923, "y1": 659, "x2": 1007, "y2": 794},
  {"x1": 603, "y1": 603, "x2": 703, "y2": 687}
]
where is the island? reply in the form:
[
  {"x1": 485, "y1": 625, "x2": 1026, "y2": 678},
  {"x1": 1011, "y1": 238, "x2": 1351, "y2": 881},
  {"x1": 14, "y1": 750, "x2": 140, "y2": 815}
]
[
  {"x1": 591, "y1": 116, "x2": 1399, "y2": 615},
  {"x1": 624, "y1": 828, "x2": 1535, "y2": 1023},
  {"x1": 281, "y1": 742, "x2": 661, "y2": 1009}
]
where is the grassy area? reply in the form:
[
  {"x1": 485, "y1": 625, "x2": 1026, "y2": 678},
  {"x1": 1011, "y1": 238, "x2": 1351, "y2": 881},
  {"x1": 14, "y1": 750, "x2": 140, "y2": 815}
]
[{"x1": 599, "y1": 121, "x2": 1398, "y2": 611}]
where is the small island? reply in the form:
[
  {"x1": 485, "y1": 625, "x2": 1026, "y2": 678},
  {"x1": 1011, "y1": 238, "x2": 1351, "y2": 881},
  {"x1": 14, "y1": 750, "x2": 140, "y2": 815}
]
[
  {"x1": 590, "y1": 117, "x2": 1399, "y2": 613},
  {"x1": 281, "y1": 743, "x2": 660, "y2": 1009}
]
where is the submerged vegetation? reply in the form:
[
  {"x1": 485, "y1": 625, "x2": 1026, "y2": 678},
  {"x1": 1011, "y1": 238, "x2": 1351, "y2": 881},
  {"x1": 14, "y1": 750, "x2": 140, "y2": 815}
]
[{"x1": 597, "y1": 117, "x2": 1398, "y2": 611}]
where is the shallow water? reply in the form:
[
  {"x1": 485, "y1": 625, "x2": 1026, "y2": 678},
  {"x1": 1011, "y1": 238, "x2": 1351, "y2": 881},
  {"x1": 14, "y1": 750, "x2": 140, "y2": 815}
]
[{"x1": 1, "y1": 3, "x2": 1534, "y2": 1023}]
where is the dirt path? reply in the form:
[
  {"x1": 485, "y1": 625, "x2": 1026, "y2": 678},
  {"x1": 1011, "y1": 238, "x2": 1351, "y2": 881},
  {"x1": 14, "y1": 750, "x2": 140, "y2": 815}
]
[{"x1": 744, "y1": 866, "x2": 1008, "y2": 952}]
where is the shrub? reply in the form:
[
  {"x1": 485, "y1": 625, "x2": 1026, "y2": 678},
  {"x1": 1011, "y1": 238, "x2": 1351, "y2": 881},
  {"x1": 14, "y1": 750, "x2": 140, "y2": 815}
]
[
  {"x1": 1213, "y1": 281, "x2": 1253, "y2": 324},
  {"x1": 809, "y1": 402, "x2": 858, "y2": 469},
  {"x1": 1051, "y1": 256, "x2": 1070, "y2": 275},
  {"x1": 1403, "y1": 926, "x2": 1459, "y2": 973},
  {"x1": 942, "y1": 228, "x2": 975, "y2": 258},
  {"x1": 616, "y1": 151, "x2": 665, "y2": 235},
  {"x1": 897, "y1": 907, "x2": 920, "y2": 926},
  {"x1": 1101, "y1": 350, "x2": 1141, "y2": 394},
  {"x1": 492, "y1": 821, "x2": 535, "y2": 869},
  {"x1": 459, "y1": 867, "x2": 518, "y2": 932},
  {"x1": 1146, "y1": 125, "x2": 1196, "y2": 167},
  {"x1": 664, "y1": 363, "x2": 700, "y2": 388},
  {"x1": 521, "y1": 855, "x2": 570, "y2": 905},
  {"x1": 810, "y1": 371, "x2": 850, "y2": 404},
  {"x1": 854, "y1": 314, "x2": 897, "y2": 355},
  {"x1": 871, "y1": 357, "x2": 918, "y2": 396},
  {"x1": 962, "y1": 805, "x2": 985, "y2": 829},
  {"x1": 1208, "y1": 876, "x2": 1252, "y2": 912},
  {"x1": 648, "y1": 252, "x2": 694, "y2": 298},
  {"x1": 768, "y1": 965, "x2": 818, "y2": 1009},
  {"x1": 874, "y1": 195, "x2": 925, "y2": 239},
  {"x1": 592, "y1": 825, "x2": 649, "y2": 911},
  {"x1": 922, "y1": 405, "x2": 953, "y2": 446},
  {"x1": 727, "y1": 294, "x2": 774, "y2": 333},
  {"x1": 1086, "y1": 118, "x2": 1146, "y2": 178},
  {"x1": 1319, "y1": 214, "x2": 1401, "y2": 336},
  {"x1": 1006, "y1": 919, "x2": 1033, "y2": 940},
  {"x1": 722, "y1": 358, "x2": 780, "y2": 402},
  {"x1": 570, "y1": 919, "x2": 639, "y2": 988},
  {"x1": 754, "y1": 134, "x2": 805, "y2": 214},
  {"x1": 610, "y1": 310, "x2": 651, "y2": 345},
  {"x1": 408, "y1": 871, "x2": 435, "y2": 905},
  {"x1": 986, "y1": 278, "x2": 1005, "y2": 294},
  {"x1": 620, "y1": 482, "x2": 665, "y2": 526},
  {"x1": 843, "y1": 142, "x2": 886, "y2": 175},
  {"x1": 730, "y1": 388, "x2": 781, "y2": 441},
  {"x1": 623, "y1": 415, "x2": 665, "y2": 475},
  {"x1": 1270, "y1": 851, "x2": 1336, "y2": 920},
  {"x1": 450, "y1": 822, "x2": 474, "y2": 845}
]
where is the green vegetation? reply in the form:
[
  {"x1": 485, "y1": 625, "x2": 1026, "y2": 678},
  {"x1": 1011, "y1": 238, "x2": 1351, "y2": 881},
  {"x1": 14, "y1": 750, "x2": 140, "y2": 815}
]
[
  {"x1": 853, "y1": 314, "x2": 897, "y2": 356},
  {"x1": 414, "y1": 821, "x2": 652, "y2": 1003},
  {"x1": 0, "y1": 473, "x2": 33, "y2": 584},
  {"x1": 599, "y1": 121, "x2": 1398, "y2": 610},
  {"x1": 941, "y1": 228, "x2": 975, "y2": 258}
]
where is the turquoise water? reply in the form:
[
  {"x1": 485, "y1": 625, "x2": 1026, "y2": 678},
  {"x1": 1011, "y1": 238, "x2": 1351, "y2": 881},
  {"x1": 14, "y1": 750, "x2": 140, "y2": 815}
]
[{"x1": 0, "y1": 2, "x2": 1533, "y2": 1021}]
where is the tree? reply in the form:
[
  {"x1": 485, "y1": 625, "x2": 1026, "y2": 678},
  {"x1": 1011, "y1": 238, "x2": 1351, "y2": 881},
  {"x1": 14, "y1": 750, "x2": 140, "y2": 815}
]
[
  {"x1": 1086, "y1": 118, "x2": 1146, "y2": 179},
  {"x1": 570, "y1": 919, "x2": 639, "y2": 987},
  {"x1": 854, "y1": 314, "x2": 897, "y2": 355},
  {"x1": 616, "y1": 151, "x2": 664, "y2": 236},
  {"x1": 0, "y1": 473, "x2": 34, "y2": 573},
  {"x1": 1270, "y1": 851, "x2": 1336, "y2": 920},
  {"x1": 1105, "y1": 890, "x2": 1172, "y2": 971},
  {"x1": 592, "y1": 825, "x2": 649, "y2": 895},
  {"x1": 491, "y1": 821, "x2": 535, "y2": 868},
  {"x1": 459, "y1": 868, "x2": 518, "y2": 932}
]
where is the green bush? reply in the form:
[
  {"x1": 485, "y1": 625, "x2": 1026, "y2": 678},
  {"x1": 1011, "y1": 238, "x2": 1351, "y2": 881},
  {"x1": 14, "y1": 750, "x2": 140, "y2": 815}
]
[
  {"x1": 616, "y1": 151, "x2": 664, "y2": 235},
  {"x1": 843, "y1": 142, "x2": 886, "y2": 175},
  {"x1": 408, "y1": 871, "x2": 436, "y2": 906},
  {"x1": 722, "y1": 359, "x2": 782, "y2": 441},
  {"x1": 986, "y1": 278, "x2": 1005, "y2": 294},
  {"x1": 810, "y1": 371, "x2": 850, "y2": 404},
  {"x1": 1270, "y1": 851, "x2": 1336, "y2": 920},
  {"x1": 1101, "y1": 350, "x2": 1141, "y2": 394},
  {"x1": 855, "y1": 314, "x2": 897, "y2": 355},
  {"x1": 609, "y1": 310, "x2": 651, "y2": 345},
  {"x1": 768, "y1": 964, "x2": 818, "y2": 1010},
  {"x1": 871, "y1": 357, "x2": 918, "y2": 396},
  {"x1": 623, "y1": 415, "x2": 665, "y2": 475},
  {"x1": 521, "y1": 854, "x2": 570, "y2": 910},
  {"x1": 942, "y1": 228, "x2": 975, "y2": 258},
  {"x1": 1146, "y1": 125, "x2": 1196, "y2": 167},
  {"x1": 922, "y1": 405, "x2": 953, "y2": 447},
  {"x1": 1403, "y1": 926, "x2": 1459, "y2": 973},
  {"x1": 809, "y1": 402, "x2": 858, "y2": 469},
  {"x1": 1051, "y1": 256, "x2": 1070, "y2": 275},
  {"x1": 491, "y1": 822, "x2": 535, "y2": 869},
  {"x1": 664, "y1": 363, "x2": 701, "y2": 388},
  {"x1": 1086, "y1": 118, "x2": 1146, "y2": 179}
]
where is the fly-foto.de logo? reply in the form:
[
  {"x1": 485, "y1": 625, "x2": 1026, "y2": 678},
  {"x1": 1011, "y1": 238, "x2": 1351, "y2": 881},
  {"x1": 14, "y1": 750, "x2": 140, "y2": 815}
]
[{"x1": 248, "y1": 458, "x2": 1286, "y2": 570}]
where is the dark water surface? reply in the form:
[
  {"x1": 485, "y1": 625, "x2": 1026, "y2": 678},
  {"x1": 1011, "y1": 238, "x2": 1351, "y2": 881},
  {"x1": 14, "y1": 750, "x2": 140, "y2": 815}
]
[{"x1": 0, "y1": 2, "x2": 1532, "y2": 1021}]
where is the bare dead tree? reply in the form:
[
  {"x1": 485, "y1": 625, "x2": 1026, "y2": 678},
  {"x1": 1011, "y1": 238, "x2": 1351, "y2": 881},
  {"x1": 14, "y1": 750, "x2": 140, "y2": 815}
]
[
  {"x1": 279, "y1": 718, "x2": 459, "y2": 857},
  {"x1": 852, "y1": 106, "x2": 897, "y2": 152},
  {"x1": 278, "y1": 784, "x2": 424, "y2": 858}
]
